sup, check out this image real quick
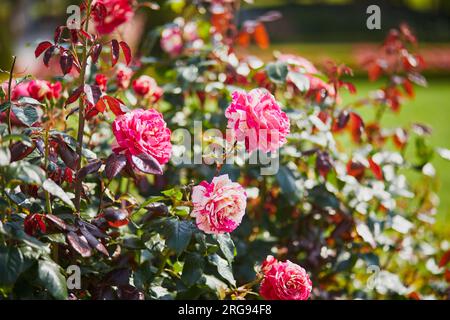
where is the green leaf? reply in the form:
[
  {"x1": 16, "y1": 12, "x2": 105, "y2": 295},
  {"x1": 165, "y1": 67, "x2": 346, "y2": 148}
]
[
  {"x1": 0, "y1": 246, "x2": 25, "y2": 286},
  {"x1": 208, "y1": 254, "x2": 235, "y2": 286},
  {"x1": 17, "y1": 96, "x2": 43, "y2": 106},
  {"x1": 174, "y1": 206, "x2": 190, "y2": 217},
  {"x1": 42, "y1": 179, "x2": 75, "y2": 209},
  {"x1": 181, "y1": 252, "x2": 204, "y2": 287},
  {"x1": 0, "y1": 101, "x2": 11, "y2": 113},
  {"x1": 0, "y1": 147, "x2": 11, "y2": 166},
  {"x1": 215, "y1": 233, "x2": 235, "y2": 264},
  {"x1": 276, "y1": 165, "x2": 302, "y2": 205},
  {"x1": 37, "y1": 260, "x2": 68, "y2": 300},
  {"x1": 164, "y1": 218, "x2": 194, "y2": 255},
  {"x1": 288, "y1": 72, "x2": 310, "y2": 92},
  {"x1": 266, "y1": 62, "x2": 288, "y2": 84},
  {"x1": 11, "y1": 105, "x2": 39, "y2": 127},
  {"x1": 162, "y1": 187, "x2": 183, "y2": 201},
  {"x1": 5, "y1": 162, "x2": 46, "y2": 185}
]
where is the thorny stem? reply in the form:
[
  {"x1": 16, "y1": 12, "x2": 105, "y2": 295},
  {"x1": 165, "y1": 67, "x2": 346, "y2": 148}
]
[
  {"x1": 74, "y1": 0, "x2": 92, "y2": 212},
  {"x1": 6, "y1": 56, "x2": 16, "y2": 140}
]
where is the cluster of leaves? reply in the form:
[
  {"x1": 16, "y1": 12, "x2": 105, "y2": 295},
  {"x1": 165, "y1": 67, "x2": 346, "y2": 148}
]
[{"x1": 0, "y1": 0, "x2": 449, "y2": 300}]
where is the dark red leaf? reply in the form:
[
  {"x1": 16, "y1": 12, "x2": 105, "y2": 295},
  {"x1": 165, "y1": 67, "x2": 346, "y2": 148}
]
[
  {"x1": 117, "y1": 285, "x2": 144, "y2": 300},
  {"x1": 43, "y1": 45, "x2": 56, "y2": 66},
  {"x1": 103, "y1": 96, "x2": 128, "y2": 115},
  {"x1": 438, "y1": 250, "x2": 450, "y2": 268},
  {"x1": 403, "y1": 79, "x2": 414, "y2": 98},
  {"x1": 105, "y1": 153, "x2": 127, "y2": 180},
  {"x1": 91, "y1": 43, "x2": 103, "y2": 64},
  {"x1": 10, "y1": 142, "x2": 35, "y2": 162},
  {"x1": 60, "y1": 51, "x2": 73, "y2": 75},
  {"x1": 56, "y1": 140, "x2": 79, "y2": 170},
  {"x1": 79, "y1": 226, "x2": 109, "y2": 256},
  {"x1": 103, "y1": 208, "x2": 129, "y2": 227},
  {"x1": 349, "y1": 112, "x2": 365, "y2": 143},
  {"x1": 131, "y1": 153, "x2": 163, "y2": 175},
  {"x1": 54, "y1": 26, "x2": 65, "y2": 43},
  {"x1": 65, "y1": 86, "x2": 83, "y2": 105},
  {"x1": 119, "y1": 41, "x2": 132, "y2": 65},
  {"x1": 368, "y1": 158, "x2": 383, "y2": 180},
  {"x1": 76, "y1": 160, "x2": 102, "y2": 181},
  {"x1": 77, "y1": 220, "x2": 107, "y2": 238},
  {"x1": 95, "y1": 98, "x2": 107, "y2": 113},
  {"x1": 111, "y1": 39, "x2": 120, "y2": 67},
  {"x1": 35, "y1": 41, "x2": 53, "y2": 58},
  {"x1": 83, "y1": 84, "x2": 102, "y2": 105},
  {"x1": 316, "y1": 151, "x2": 333, "y2": 178},
  {"x1": 46, "y1": 214, "x2": 76, "y2": 232},
  {"x1": 346, "y1": 159, "x2": 366, "y2": 180},
  {"x1": 332, "y1": 110, "x2": 350, "y2": 132},
  {"x1": 393, "y1": 128, "x2": 408, "y2": 149},
  {"x1": 70, "y1": 30, "x2": 80, "y2": 44},
  {"x1": 67, "y1": 231, "x2": 92, "y2": 257},
  {"x1": 79, "y1": 29, "x2": 94, "y2": 41}
]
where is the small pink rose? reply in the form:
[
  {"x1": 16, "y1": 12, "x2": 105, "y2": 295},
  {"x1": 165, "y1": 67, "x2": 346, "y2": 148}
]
[
  {"x1": 225, "y1": 88, "x2": 290, "y2": 153},
  {"x1": 112, "y1": 108, "x2": 172, "y2": 165},
  {"x1": 260, "y1": 257, "x2": 312, "y2": 300},
  {"x1": 191, "y1": 174, "x2": 247, "y2": 234}
]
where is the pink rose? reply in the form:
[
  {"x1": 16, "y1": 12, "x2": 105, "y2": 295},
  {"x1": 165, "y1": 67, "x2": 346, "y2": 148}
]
[
  {"x1": 92, "y1": 0, "x2": 134, "y2": 35},
  {"x1": 30, "y1": 80, "x2": 59, "y2": 101},
  {"x1": 1, "y1": 81, "x2": 30, "y2": 101},
  {"x1": 225, "y1": 89, "x2": 290, "y2": 153},
  {"x1": 132, "y1": 75, "x2": 163, "y2": 102},
  {"x1": 191, "y1": 174, "x2": 247, "y2": 234},
  {"x1": 160, "y1": 25, "x2": 184, "y2": 57},
  {"x1": 112, "y1": 109, "x2": 172, "y2": 165},
  {"x1": 116, "y1": 65, "x2": 133, "y2": 89},
  {"x1": 95, "y1": 74, "x2": 108, "y2": 91},
  {"x1": 260, "y1": 256, "x2": 312, "y2": 300}
]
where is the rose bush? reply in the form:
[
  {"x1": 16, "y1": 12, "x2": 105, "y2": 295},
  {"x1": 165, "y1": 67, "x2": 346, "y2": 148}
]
[{"x1": 0, "y1": 0, "x2": 448, "y2": 300}]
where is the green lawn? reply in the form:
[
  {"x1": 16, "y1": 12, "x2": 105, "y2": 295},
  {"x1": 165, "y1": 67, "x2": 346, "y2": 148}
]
[{"x1": 341, "y1": 78, "x2": 450, "y2": 236}]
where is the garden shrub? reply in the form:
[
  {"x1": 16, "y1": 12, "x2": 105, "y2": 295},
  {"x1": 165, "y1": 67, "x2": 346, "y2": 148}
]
[{"x1": 0, "y1": 0, "x2": 449, "y2": 300}]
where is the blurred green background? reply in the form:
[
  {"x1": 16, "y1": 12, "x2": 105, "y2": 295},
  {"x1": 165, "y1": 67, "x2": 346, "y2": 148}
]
[{"x1": 0, "y1": 0, "x2": 449, "y2": 235}]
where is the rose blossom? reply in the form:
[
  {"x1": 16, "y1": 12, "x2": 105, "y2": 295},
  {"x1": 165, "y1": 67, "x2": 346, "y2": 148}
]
[
  {"x1": 112, "y1": 108, "x2": 172, "y2": 165},
  {"x1": 1, "y1": 80, "x2": 30, "y2": 101},
  {"x1": 28, "y1": 80, "x2": 62, "y2": 101},
  {"x1": 259, "y1": 256, "x2": 312, "y2": 300},
  {"x1": 92, "y1": 0, "x2": 134, "y2": 35},
  {"x1": 191, "y1": 174, "x2": 247, "y2": 234},
  {"x1": 160, "y1": 25, "x2": 184, "y2": 57},
  {"x1": 116, "y1": 65, "x2": 133, "y2": 89},
  {"x1": 225, "y1": 89, "x2": 290, "y2": 153},
  {"x1": 132, "y1": 75, "x2": 163, "y2": 102},
  {"x1": 1, "y1": 80, "x2": 61, "y2": 101},
  {"x1": 95, "y1": 74, "x2": 108, "y2": 91}
]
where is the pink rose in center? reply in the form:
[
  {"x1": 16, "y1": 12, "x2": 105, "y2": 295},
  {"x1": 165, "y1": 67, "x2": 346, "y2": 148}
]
[
  {"x1": 225, "y1": 88, "x2": 290, "y2": 153},
  {"x1": 191, "y1": 174, "x2": 247, "y2": 234},
  {"x1": 259, "y1": 255, "x2": 312, "y2": 300},
  {"x1": 112, "y1": 108, "x2": 172, "y2": 165},
  {"x1": 92, "y1": 0, "x2": 134, "y2": 35}
]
